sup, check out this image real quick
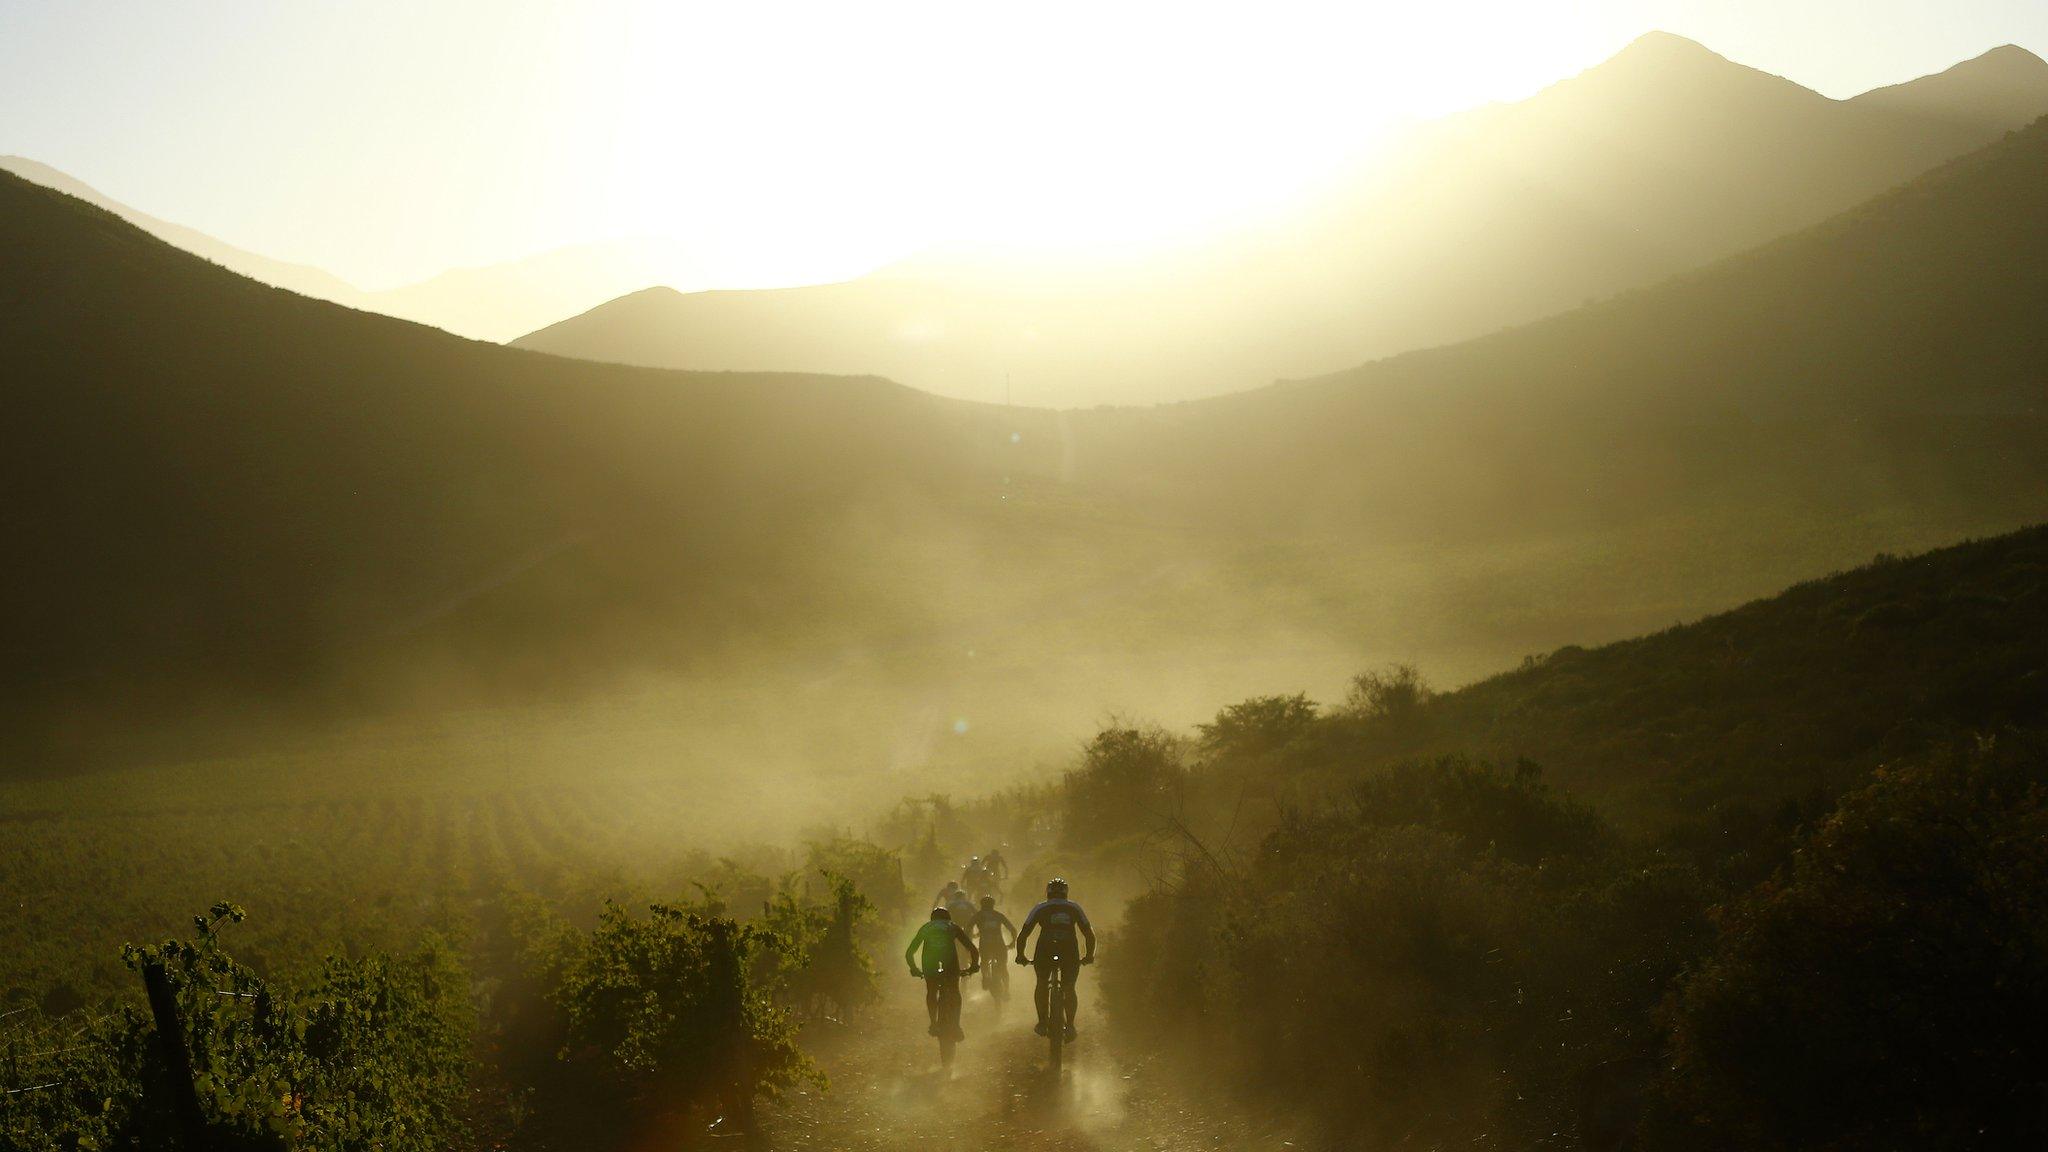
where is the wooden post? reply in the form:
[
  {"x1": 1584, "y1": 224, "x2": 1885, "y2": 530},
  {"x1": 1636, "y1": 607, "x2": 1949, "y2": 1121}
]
[{"x1": 141, "y1": 961, "x2": 209, "y2": 1151}]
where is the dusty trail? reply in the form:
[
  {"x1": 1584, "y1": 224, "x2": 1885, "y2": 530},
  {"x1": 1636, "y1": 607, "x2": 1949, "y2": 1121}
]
[{"x1": 761, "y1": 970, "x2": 1309, "y2": 1151}]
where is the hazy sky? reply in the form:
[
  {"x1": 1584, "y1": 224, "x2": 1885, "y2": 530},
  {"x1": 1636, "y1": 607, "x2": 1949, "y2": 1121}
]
[{"x1": 3, "y1": 0, "x2": 2043, "y2": 288}]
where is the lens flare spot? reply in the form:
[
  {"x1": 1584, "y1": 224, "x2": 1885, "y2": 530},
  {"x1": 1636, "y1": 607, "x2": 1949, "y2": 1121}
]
[{"x1": 952, "y1": 718, "x2": 970, "y2": 734}]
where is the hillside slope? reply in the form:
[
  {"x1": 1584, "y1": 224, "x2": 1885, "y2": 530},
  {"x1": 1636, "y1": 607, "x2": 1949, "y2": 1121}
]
[
  {"x1": 1064, "y1": 525, "x2": 2048, "y2": 1152},
  {"x1": 516, "y1": 36, "x2": 2048, "y2": 405},
  {"x1": 0, "y1": 155, "x2": 370, "y2": 305},
  {"x1": 0, "y1": 157, "x2": 738, "y2": 342},
  {"x1": 6, "y1": 110, "x2": 2048, "y2": 778},
  {"x1": 1058, "y1": 112, "x2": 2048, "y2": 532},
  {"x1": 0, "y1": 168, "x2": 993, "y2": 754},
  {"x1": 1305, "y1": 526, "x2": 2048, "y2": 823}
]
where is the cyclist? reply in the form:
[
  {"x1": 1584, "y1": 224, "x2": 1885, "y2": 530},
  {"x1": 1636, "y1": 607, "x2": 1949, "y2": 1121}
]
[
  {"x1": 945, "y1": 884, "x2": 979, "y2": 928},
  {"x1": 905, "y1": 907, "x2": 979, "y2": 1040},
  {"x1": 1014, "y1": 877, "x2": 1095, "y2": 1040},
  {"x1": 984, "y1": 847, "x2": 1010, "y2": 900},
  {"x1": 972, "y1": 894, "x2": 1016, "y2": 989},
  {"x1": 962, "y1": 855, "x2": 993, "y2": 898}
]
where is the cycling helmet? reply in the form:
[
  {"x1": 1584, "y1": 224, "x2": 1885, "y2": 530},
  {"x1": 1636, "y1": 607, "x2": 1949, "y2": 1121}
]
[
  {"x1": 930, "y1": 906, "x2": 951, "y2": 921},
  {"x1": 980, "y1": 894, "x2": 996, "y2": 909},
  {"x1": 1046, "y1": 877, "x2": 1069, "y2": 899}
]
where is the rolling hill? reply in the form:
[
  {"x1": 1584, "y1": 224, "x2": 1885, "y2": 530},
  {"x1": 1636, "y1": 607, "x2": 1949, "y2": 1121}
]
[
  {"x1": 515, "y1": 34, "x2": 2048, "y2": 406},
  {"x1": 4, "y1": 106, "x2": 2047, "y2": 788},
  {"x1": 0, "y1": 157, "x2": 733, "y2": 341},
  {"x1": 0, "y1": 155, "x2": 371, "y2": 306},
  {"x1": 1272, "y1": 525, "x2": 2048, "y2": 826}
]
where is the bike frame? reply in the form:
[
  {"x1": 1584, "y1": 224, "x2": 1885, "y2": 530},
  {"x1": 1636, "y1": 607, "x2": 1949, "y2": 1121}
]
[
  {"x1": 1021, "y1": 950, "x2": 1068, "y2": 1070},
  {"x1": 1046, "y1": 953, "x2": 1065, "y2": 1069}
]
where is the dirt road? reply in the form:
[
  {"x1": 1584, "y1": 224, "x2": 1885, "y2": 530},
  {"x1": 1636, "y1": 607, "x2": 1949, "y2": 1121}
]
[{"x1": 759, "y1": 968, "x2": 1311, "y2": 1151}]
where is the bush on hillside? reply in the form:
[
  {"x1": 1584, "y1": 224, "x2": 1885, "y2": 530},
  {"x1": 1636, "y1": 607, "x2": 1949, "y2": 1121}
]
[
  {"x1": 1062, "y1": 725, "x2": 1186, "y2": 848},
  {"x1": 1197, "y1": 693, "x2": 1319, "y2": 760},
  {"x1": 1341, "y1": 664, "x2": 1434, "y2": 721},
  {"x1": 1109, "y1": 757, "x2": 1708, "y2": 1148},
  {"x1": 1666, "y1": 736, "x2": 2048, "y2": 1151}
]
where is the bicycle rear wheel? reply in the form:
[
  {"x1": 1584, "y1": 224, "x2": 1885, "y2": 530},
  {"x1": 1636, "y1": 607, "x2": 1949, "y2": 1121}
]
[
  {"x1": 1048, "y1": 966, "x2": 1064, "y2": 1070},
  {"x1": 938, "y1": 979, "x2": 961, "y2": 1066}
]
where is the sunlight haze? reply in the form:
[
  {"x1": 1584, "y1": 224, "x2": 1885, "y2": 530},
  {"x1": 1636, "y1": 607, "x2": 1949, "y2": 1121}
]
[
  {"x1": 4, "y1": 0, "x2": 2045, "y2": 289},
  {"x1": 5, "y1": 1, "x2": 2048, "y2": 1145}
]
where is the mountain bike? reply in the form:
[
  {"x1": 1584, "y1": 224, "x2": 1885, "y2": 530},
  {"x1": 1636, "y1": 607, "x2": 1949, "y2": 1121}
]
[
  {"x1": 1018, "y1": 951, "x2": 1075, "y2": 1070},
  {"x1": 921, "y1": 961, "x2": 977, "y2": 1065},
  {"x1": 980, "y1": 946, "x2": 1009, "y2": 1007}
]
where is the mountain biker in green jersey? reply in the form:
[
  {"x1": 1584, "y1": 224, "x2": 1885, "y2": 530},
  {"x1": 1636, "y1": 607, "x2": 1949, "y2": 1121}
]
[
  {"x1": 906, "y1": 907, "x2": 979, "y2": 1040},
  {"x1": 1015, "y1": 877, "x2": 1095, "y2": 1040}
]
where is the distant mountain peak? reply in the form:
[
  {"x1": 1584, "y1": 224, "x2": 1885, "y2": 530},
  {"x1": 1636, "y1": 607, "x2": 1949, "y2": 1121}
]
[
  {"x1": 1975, "y1": 43, "x2": 2048, "y2": 68},
  {"x1": 1851, "y1": 42, "x2": 2048, "y2": 125},
  {"x1": 1934, "y1": 43, "x2": 2048, "y2": 85},
  {"x1": 1596, "y1": 30, "x2": 1744, "y2": 74},
  {"x1": 1562, "y1": 29, "x2": 1801, "y2": 98},
  {"x1": 1616, "y1": 30, "x2": 1719, "y2": 58}
]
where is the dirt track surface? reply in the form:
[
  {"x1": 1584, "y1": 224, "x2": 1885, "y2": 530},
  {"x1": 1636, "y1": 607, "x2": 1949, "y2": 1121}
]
[{"x1": 759, "y1": 974, "x2": 1312, "y2": 1151}]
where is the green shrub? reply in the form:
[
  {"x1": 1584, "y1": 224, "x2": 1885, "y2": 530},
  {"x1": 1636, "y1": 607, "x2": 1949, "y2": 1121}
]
[
  {"x1": 0, "y1": 904, "x2": 473, "y2": 1152},
  {"x1": 1062, "y1": 725, "x2": 1185, "y2": 848},
  {"x1": 550, "y1": 902, "x2": 819, "y2": 1129}
]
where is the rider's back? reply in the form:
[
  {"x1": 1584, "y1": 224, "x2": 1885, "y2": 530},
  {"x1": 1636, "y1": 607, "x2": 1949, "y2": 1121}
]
[
  {"x1": 1022, "y1": 897, "x2": 1089, "y2": 959},
  {"x1": 913, "y1": 920, "x2": 966, "y2": 974}
]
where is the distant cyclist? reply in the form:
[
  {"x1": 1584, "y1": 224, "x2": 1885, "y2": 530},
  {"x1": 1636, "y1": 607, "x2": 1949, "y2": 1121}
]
[
  {"x1": 944, "y1": 885, "x2": 978, "y2": 928},
  {"x1": 962, "y1": 855, "x2": 994, "y2": 898},
  {"x1": 972, "y1": 894, "x2": 1016, "y2": 957},
  {"x1": 984, "y1": 847, "x2": 1010, "y2": 899},
  {"x1": 1014, "y1": 877, "x2": 1096, "y2": 1040},
  {"x1": 905, "y1": 907, "x2": 980, "y2": 1040}
]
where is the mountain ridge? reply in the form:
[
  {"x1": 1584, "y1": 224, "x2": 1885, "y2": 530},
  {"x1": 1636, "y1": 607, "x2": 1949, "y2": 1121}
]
[
  {"x1": 1852, "y1": 43, "x2": 2048, "y2": 124},
  {"x1": 7, "y1": 83, "x2": 2048, "y2": 777},
  {"x1": 518, "y1": 36, "x2": 2048, "y2": 406},
  {"x1": 0, "y1": 155, "x2": 371, "y2": 305}
]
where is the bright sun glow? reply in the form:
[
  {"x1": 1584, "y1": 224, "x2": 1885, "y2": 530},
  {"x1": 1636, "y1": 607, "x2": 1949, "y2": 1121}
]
[
  {"x1": 592, "y1": 0, "x2": 1605, "y2": 280},
  {"x1": 10, "y1": 1, "x2": 2034, "y2": 290},
  {"x1": 0, "y1": 1, "x2": 1606, "y2": 289}
]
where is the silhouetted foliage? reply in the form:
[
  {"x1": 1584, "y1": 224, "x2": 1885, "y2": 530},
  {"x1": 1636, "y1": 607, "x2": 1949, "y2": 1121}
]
[
  {"x1": 761, "y1": 873, "x2": 879, "y2": 1021},
  {"x1": 1061, "y1": 725, "x2": 1186, "y2": 848},
  {"x1": 1340, "y1": 664, "x2": 1433, "y2": 721},
  {"x1": 0, "y1": 905, "x2": 473, "y2": 1152},
  {"x1": 1112, "y1": 758, "x2": 1704, "y2": 1147},
  {"x1": 1197, "y1": 693, "x2": 1318, "y2": 759},
  {"x1": 803, "y1": 836, "x2": 907, "y2": 924},
  {"x1": 550, "y1": 902, "x2": 818, "y2": 1134},
  {"x1": 1098, "y1": 534, "x2": 2048, "y2": 1147},
  {"x1": 1666, "y1": 736, "x2": 2048, "y2": 1151}
]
